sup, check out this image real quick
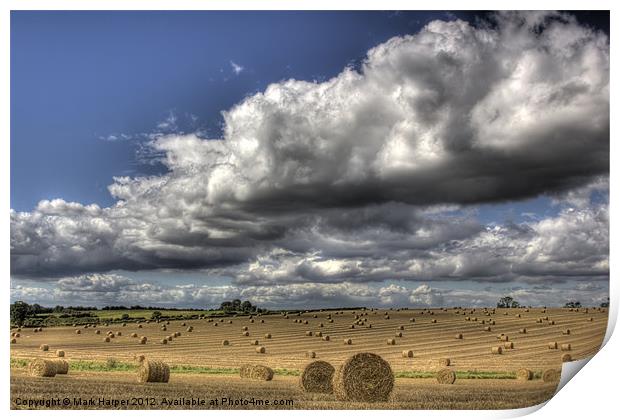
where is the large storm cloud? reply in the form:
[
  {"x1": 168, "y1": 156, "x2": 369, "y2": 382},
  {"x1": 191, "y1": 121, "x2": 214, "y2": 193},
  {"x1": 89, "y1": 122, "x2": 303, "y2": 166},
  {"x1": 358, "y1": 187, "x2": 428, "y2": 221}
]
[{"x1": 11, "y1": 12, "x2": 609, "y2": 293}]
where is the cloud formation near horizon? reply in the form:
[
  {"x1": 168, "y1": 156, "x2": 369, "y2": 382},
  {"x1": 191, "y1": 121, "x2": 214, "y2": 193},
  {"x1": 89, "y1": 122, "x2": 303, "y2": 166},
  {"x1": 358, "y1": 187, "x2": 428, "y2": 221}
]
[{"x1": 11, "y1": 12, "x2": 609, "y2": 301}]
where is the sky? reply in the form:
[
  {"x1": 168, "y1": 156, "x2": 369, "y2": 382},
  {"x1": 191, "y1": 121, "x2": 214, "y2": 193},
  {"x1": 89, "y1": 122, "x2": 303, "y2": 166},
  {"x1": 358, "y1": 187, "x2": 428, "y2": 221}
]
[{"x1": 10, "y1": 11, "x2": 610, "y2": 309}]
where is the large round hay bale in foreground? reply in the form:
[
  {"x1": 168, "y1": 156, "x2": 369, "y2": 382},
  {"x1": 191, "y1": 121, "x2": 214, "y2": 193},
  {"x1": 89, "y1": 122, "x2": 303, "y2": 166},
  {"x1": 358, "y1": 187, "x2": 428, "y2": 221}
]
[
  {"x1": 516, "y1": 368, "x2": 533, "y2": 381},
  {"x1": 239, "y1": 364, "x2": 273, "y2": 381},
  {"x1": 333, "y1": 352, "x2": 394, "y2": 402},
  {"x1": 28, "y1": 359, "x2": 56, "y2": 377},
  {"x1": 52, "y1": 359, "x2": 69, "y2": 374},
  {"x1": 137, "y1": 360, "x2": 170, "y2": 383},
  {"x1": 542, "y1": 368, "x2": 561, "y2": 383},
  {"x1": 436, "y1": 369, "x2": 456, "y2": 384},
  {"x1": 300, "y1": 361, "x2": 335, "y2": 394}
]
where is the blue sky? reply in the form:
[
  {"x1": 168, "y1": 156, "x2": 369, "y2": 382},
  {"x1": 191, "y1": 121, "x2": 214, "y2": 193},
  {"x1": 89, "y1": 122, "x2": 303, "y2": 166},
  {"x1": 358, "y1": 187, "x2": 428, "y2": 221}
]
[{"x1": 10, "y1": 11, "x2": 609, "y2": 309}]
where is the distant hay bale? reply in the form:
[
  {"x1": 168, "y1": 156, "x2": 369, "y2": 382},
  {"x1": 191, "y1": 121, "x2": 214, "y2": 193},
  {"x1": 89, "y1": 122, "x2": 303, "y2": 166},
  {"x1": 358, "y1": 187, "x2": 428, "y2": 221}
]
[
  {"x1": 395, "y1": 332, "x2": 402, "y2": 337},
  {"x1": 322, "y1": 335, "x2": 330, "y2": 341},
  {"x1": 139, "y1": 337, "x2": 147, "y2": 344},
  {"x1": 398, "y1": 325, "x2": 404, "y2": 330},
  {"x1": 560, "y1": 343, "x2": 572, "y2": 351},
  {"x1": 187, "y1": 326, "x2": 193, "y2": 332},
  {"x1": 333, "y1": 353, "x2": 394, "y2": 402},
  {"x1": 548, "y1": 341, "x2": 558, "y2": 350},
  {"x1": 161, "y1": 338, "x2": 168, "y2": 344},
  {"x1": 39, "y1": 344, "x2": 49, "y2": 351},
  {"x1": 138, "y1": 324, "x2": 143, "y2": 328},
  {"x1": 455, "y1": 333, "x2": 463, "y2": 339},
  {"x1": 562, "y1": 329, "x2": 571, "y2": 335},
  {"x1": 260, "y1": 320, "x2": 265, "y2": 323},
  {"x1": 131, "y1": 332, "x2": 138, "y2": 338},
  {"x1": 250, "y1": 339, "x2": 259, "y2": 345},
  {"x1": 222, "y1": 340, "x2": 229, "y2": 346},
  {"x1": 134, "y1": 354, "x2": 146, "y2": 363},
  {"x1": 55, "y1": 350, "x2": 65, "y2": 357},
  {"x1": 548, "y1": 320, "x2": 555, "y2": 325},
  {"x1": 436, "y1": 369, "x2": 456, "y2": 384},
  {"x1": 516, "y1": 368, "x2": 533, "y2": 381},
  {"x1": 343, "y1": 338, "x2": 352, "y2": 345},
  {"x1": 503, "y1": 342, "x2": 514, "y2": 349},
  {"x1": 438, "y1": 358, "x2": 451, "y2": 367},
  {"x1": 103, "y1": 337, "x2": 111, "y2": 343},
  {"x1": 589, "y1": 317, "x2": 594, "y2": 322},
  {"x1": 542, "y1": 368, "x2": 561, "y2": 383},
  {"x1": 108, "y1": 333, "x2": 115, "y2": 339},
  {"x1": 239, "y1": 364, "x2": 273, "y2": 381},
  {"x1": 501, "y1": 335, "x2": 509, "y2": 342},
  {"x1": 242, "y1": 326, "x2": 248, "y2": 331},
  {"x1": 387, "y1": 338, "x2": 396, "y2": 345},
  {"x1": 52, "y1": 359, "x2": 69, "y2": 374},
  {"x1": 137, "y1": 360, "x2": 170, "y2": 383},
  {"x1": 491, "y1": 346, "x2": 503, "y2": 354},
  {"x1": 122, "y1": 323, "x2": 127, "y2": 327},
  {"x1": 229, "y1": 320, "x2": 233, "y2": 324},
  {"x1": 483, "y1": 326, "x2": 491, "y2": 332},
  {"x1": 175, "y1": 332, "x2": 181, "y2": 337},
  {"x1": 409, "y1": 318, "x2": 415, "y2": 323},
  {"x1": 402, "y1": 350, "x2": 414, "y2": 358},
  {"x1": 306, "y1": 351, "x2": 316, "y2": 358},
  {"x1": 431, "y1": 319, "x2": 437, "y2": 323},
  {"x1": 116, "y1": 331, "x2": 122, "y2": 336},
  {"x1": 264, "y1": 333, "x2": 272, "y2": 339},
  {"x1": 181, "y1": 322, "x2": 186, "y2": 326},
  {"x1": 519, "y1": 328, "x2": 527, "y2": 334},
  {"x1": 10, "y1": 338, "x2": 16, "y2": 344},
  {"x1": 562, "y1": 353, "x2": 572, "y2": 362},
  {"x1": 243, "y1": 331, "x2": 249, "y2": 336},
  {"x1": 161, "y1": 326, "x2": 167, "y2": 331},
  {"x1": 75, "y1": 329, "x2": 81, "y2": 334},
  {"x1": 256, "y1": 346, "x2": 266, "y2": 353},
  {"x1": 300, "y1": 360, "x2": 335, "y2": 393},
  {"x1": 306, "y1": 331, "x2": 313, "y2": 336},
  {"x1": 28, "y1": 359, "x2": 56, "y2": 377},
  {"x1": 95, "y1": 330, "x2": 101, "y2": 334}
]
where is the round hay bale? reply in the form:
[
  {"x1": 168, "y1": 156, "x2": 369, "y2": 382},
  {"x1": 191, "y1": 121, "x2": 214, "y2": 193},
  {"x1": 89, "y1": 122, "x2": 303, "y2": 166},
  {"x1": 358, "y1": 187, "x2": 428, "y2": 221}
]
[
  {"x1": 322, "y1": 335, "x2": 330, "y2": 341},
  {"x1": 519, "y1": 328, "x2": 527, "y2": 334},
  {"x1": 137, "y1": 360, "x2": 170, "y2": 383},
  {"x1": 139, "y1": 336, "x2": 147, "y2": 344},
  {"x1": 28, "y1": 359, "x2": 56, "y2": 377},
  {"x1": 103, "y1": 337, "x2": 111, "y2": 343},
  {"x1": 134, "y1": 354, "x2": 146, "y2": 364},
  {"x1": 116, "y1": 331, "x2": 122, "y2": 336},
  {"x1": 343, "y1": 338, "x2": 352, "y2": 345},
  {"x1": 56, "y1": 350, "x2": 65, "y2": 357},
  {"x1": 561, "y1": 353, "x2": 572, "y2": 362},
  {"x1": 561, "y1": 343, "x2": 572, "y2": 351},
  {"x1": 542, "y1": 368, "x2": 561, "y2": 382},
  {"x1": 562, "y1": 329, "x2": 571, "y2": 335},
  {"x1": 242, "y1": 326, "x2": 248, "y2": 331},
  {"x1": 436, "y1": 369, "x2": 456, "y2": 384},
  {"x1": 95, "y1": 330, "x2": 101, "y2": 335},
  {"x1": 501, "y1": 335, "x2": 509, "y2": 342},
  {"x1": 187, "y1": 326, "x2": 193, "y2": 332},
  {"x1": 548, "y1": 341, "x2": 558, "y2": 350},
  {"x1": 516, "y1": 368, "x2": 533, "y2": 381},
  {"x1": 503, "y1": 341, "x2": 514, "y2": 349},
  {"x1": 75, "y1": 329, "x2": 81, "y2": 334},
  {"x1": 138, "y1": 324, "x2": 143, "y2": 328},
  {"x1": 300, "y1": 360, "x2": 335, "y2": 393},
  {"x1": 250, "y1": 339, "x2": 259, "y2": 345},
  {"x1": 175, "y1": 332, "x2": 181, "y2": 337},
  {"x1": 240, "y1": 364, "x2": 273, "y2": 381},
  {"x1": 10, "y1": 338, "x2": 16, "y2": 344},
  {"x1": 491, "y1": 346, "x2": 503, "y2": 354},
  {"x1": 161, "y1": 326, "x2": 167, "y2": 331},
  {"x1": 455, "y1": 333, "x2": 463, "y2": 339},
  {"x1": 222, "y1": 340, "x2": 229, "y2": 346},
  {"x1": 242, "y1": 331, "x2": 249, "y2": 336},
  {"x1": 431, "y1": 319, "x2": 437, "y2": 323},
  {"x1": 316, "y1": 331, "x2": 323, "y2": 337},
  {"x1": 589, "y1": 317, "x2": 594, "y2": 321},
  {"x1": 161, "y1": 338, "x2": 168, "y2": 344},
  {"x1": 333, "y1": 353, "x2": 394, "y2": 402},
  {"x1": 256, "y1": 346, "x2": 266, "y2": 353},
  {"x1": 131, "y1": 332, "x2": 138, "y2": 338},
  {"x1": 483, "y1": 326, "x2": 491, "y2": 332},
  {"x1": 52, "y1": 359, "x2": 69, "y2": 374},
  {"x1": 264, "y1": 333, "x2": 272, "y2": 339},
  {"x1": 548, "y1": 320, "x2": 555, "y2": 325},
  {"x1": 402, "y1": 350, "x2": 414, "y2": 358},
  {"x1": 306, "y1": 351, "x2": 316, "y2": 359},
  {"x1": 387, "y1": 338, "x2": 396, "y2": 345},
  {"x1": 306, "y1": 331, "x2": 313, "y2": 337},
  {"x1": 260, "y1": 319, "x2": 265, "y2": 323},
  {"x1": 39, "y1": 344, "x2": 49, "y2": 351},
  {"x1": 438, "y1": 358, "x2": 451, "y2": 367}
]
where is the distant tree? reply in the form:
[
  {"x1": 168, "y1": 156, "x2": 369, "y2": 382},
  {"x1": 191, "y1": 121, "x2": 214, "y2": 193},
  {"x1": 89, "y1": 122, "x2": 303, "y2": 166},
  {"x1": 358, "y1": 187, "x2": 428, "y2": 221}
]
[
  {"x1": 564, "y1": 301, "x2": 582, "y2": 308},
  {"x1": 121, "y1": 313, "x2": 130, "y2": 320},
  {"x1": 240, "y1": 300, "x2": 253, "y2": 313},
  {"x1": 497, "y1": 296, "x2": 520, "y2": 308},
  {"x1": 232, "y1": 299, "x2": 242, "y2": 311},
  {"x1": 151, "y1": 311, "x2": 162, "y2": 320},
  {"x1": 10, "y1": 301, "x2": 31, "y2": 326},
  {"x1": 219, "y1": 301, "x2": 232, "y2": 311},
  {"x1": 601, "y1": 297, "x2": 610, "y2": 308}
]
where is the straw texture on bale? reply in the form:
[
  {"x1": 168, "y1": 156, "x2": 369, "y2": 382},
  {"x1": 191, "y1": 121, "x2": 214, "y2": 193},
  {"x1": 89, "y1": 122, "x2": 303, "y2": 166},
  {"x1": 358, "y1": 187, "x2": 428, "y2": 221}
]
[
  {"x1": 28, "y1": 359, "x2": 56, "y2": 377},
  {"x1": 300, "y1": 361, "x2": 335, "y2": 394},
  {"x1": 542, "y1": 368, "x2": 561, "y2": 383},
  {"x1": 239, "y1": 364, "x2": 273, "y2": 381},
  {"x1": 516, "y1": 368, "x2": 533, "y2": 381},
  {"x1": 436, "y1": 369, "x2": 456, "y2": 384},
  {"x1": 333, "y1": 353, "x2": 394, "y2": 402},
  {"x1": 52, "y1": 359, "x2": 69, "y2": 374},
  {"x1": 137, "y1": 360, "x2": 170, "y2": 383}
]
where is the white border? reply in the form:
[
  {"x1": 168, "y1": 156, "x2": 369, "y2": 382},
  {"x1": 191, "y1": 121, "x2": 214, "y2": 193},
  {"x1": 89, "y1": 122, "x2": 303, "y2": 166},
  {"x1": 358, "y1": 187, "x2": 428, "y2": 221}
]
[{"x1": 3, "y1": 1, "x2": 617, "y2": 419}]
